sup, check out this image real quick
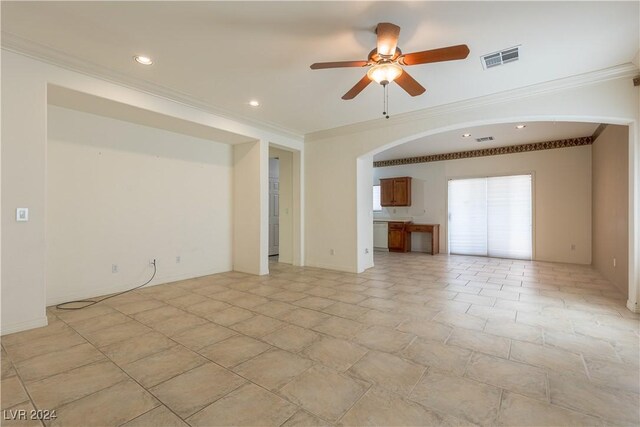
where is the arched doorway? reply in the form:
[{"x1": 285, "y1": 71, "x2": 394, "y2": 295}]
[{"x1": 355, "y1": 116, "x2": 638, "y2": 312}]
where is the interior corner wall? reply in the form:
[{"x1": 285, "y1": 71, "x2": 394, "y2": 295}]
[
  {"x1": 269, "y1": 147, "x2": 294, "y2": 264},
  {"x1": 233, "y1": 139, "x2": 269, "y2": 275},
  {"x1": 357, "y1": 156, "x2": 374, "y2": 272},
  {"x1": 46, "y1": 105, "x2": 233, "y2": 304},
  {"x1": 373, "y1": 145, "x2": 593, "y2": 265},
  {"x1": 592, "y1": 125, "x2": 629, "y2": 296},
  {"x1": 1, "y1": 51, "x2": 48, "y2": 334}
]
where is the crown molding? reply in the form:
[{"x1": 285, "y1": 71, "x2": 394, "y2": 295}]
[
  {"x1": 306, "y1": 62, "x2": 639, "y2": 142},
  {"x1": 374, "y1": 136, "x2": 593, "y2": 168},
  {"x1": 4, "y1": 31, "x2": 637, "y2": 143},
  {"x1": 1, "y1": 32, "x2": 304, "y2": 142}
]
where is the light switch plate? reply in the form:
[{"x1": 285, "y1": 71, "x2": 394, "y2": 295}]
[{"x1": 16, "y1": 208, "x2": 29, "y2": 222}]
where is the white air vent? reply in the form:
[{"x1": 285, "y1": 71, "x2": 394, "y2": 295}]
[
  {"x1": 476, "y1": 136, "x2": 494, "y2": 142},
  {"x1": 481, "y1": 46, "x2": 520, "y2": 69}
]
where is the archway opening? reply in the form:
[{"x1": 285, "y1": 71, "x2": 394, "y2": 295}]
[{"x1": 356, "y1": 117, "x2": 637, "y2": 311}]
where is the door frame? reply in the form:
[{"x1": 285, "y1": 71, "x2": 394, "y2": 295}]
[
  {"x1": 268, "y1": 171, "x2": 280, "y2": 257},
  {"x1": 267, "y1": 144, "x2": 303, "y2": 267}
]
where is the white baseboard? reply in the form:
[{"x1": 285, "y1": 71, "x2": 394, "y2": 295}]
[
  {"x1": 304, "y1": 261, "x2": 358, "y2": 274},
  {"x1": 626, "y1": 299, "x2": 639, "y2": 313},
  {"x1": 46, "y1": 267, "x2": 231, "y2": 306},
  {"x1": 1, "y1": 316, "x2": 48, "y2": 336}
]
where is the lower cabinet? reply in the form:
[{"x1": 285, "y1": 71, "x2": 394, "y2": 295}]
[{"x1": 388, "y1": 222, "x2": 409, "y2": 252}]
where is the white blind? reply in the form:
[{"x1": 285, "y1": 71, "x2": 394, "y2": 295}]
[
  {"x1": 448, "y1": 174, "x2": 532, "y2": 260},
  {"x1": 487, "y1": 175, "x2": 532, "y2": 259},
  {"x1": 448, "y1": 178, "x2": 488, "y2": 256}
]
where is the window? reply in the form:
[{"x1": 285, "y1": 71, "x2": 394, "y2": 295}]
[
  {"x1": 373, "y1": 185, "x2": 382, "y2": 212},
  {"x1": 448, "y1": 174, "x2": 532, "y2": 260}
]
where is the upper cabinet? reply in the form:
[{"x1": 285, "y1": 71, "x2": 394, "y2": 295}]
[{"x1": 380, "y1": 177, "x2": 412, "y2": 206}]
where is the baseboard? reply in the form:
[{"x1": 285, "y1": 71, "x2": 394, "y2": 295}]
[
  {"x1": 46, "y1": 267, "x2": 231, "y2": 306},
  {"x1": 1, "y1": 316, "x2": 48, "y2": 336},
  {"x1": 304, "y1": 261, "x2": 358, "y2": 274},
  {"x1": 626, "y1": 299, "x2": 639, "y2": 313}
]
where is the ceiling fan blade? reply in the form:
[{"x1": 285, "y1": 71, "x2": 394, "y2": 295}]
[
  {"x1": 376, "y1": 22, "x2": 401, "y2": 57},
  {"x1": 342, "y1": 75, "x2": 372, "y2": 100},
  {"x1": 399, "y1": 44, "x2": 470, "y2": 66},
  {"x1": 310, "y1": 60, "x2": 368, "y2": 70},
  {"x1": 394, "y1": 70, "x2": 426, "y2": 96}
]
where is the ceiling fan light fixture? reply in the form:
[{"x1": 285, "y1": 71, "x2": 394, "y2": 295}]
[{"x1": 367, "y1": 63, "x2": 403, "y2": 85}]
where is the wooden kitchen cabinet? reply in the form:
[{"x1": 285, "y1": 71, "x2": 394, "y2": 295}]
[
  {"x1": 380, "y1": 177, "x2": 412, "y2": 206},
  {"x1": 380, "y1": 179, "x2": 395, "y2": 206},
  {"x1": 388, "y1": 222, "x2": 410, "y2": 252}
]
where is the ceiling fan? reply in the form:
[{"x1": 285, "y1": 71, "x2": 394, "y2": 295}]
[{"x1": 310, "y1": 23, "x2": 470, "y2": 102}]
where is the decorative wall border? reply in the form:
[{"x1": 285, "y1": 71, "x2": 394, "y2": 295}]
[{"x1": 373, "y1": 136, "x2": 593, "y2": 168}]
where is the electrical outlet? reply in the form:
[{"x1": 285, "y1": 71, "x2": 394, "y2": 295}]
[
  {"x1": 149, "y1": 259, "x2": 155, "y2": 266},
  {"x1": 176, "y1": 256, "x2": 181, "y2": 264},
  {"x1": 365, "y1": 248, "x2": 369, "y2": 254},
  {"x1": 112, "y1": 264, "x2": 118, "y2": 273},
  {"x1": 330, "y1": 249, "x2": 335, "y2": 255},
  {"x1": 570, "y1": 244, "x2": 576, "y2": 251}
]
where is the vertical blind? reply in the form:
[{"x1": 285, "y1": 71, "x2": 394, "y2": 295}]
[
  {"x1": 448, "y1": 174, "x2": 532, "y2": 260},
  {"x1": 448, "y1": 178, "x2": 488, "y2": 256}
]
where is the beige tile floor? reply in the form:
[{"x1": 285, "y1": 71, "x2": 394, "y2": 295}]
[{"x1": 2, "y1": 252, "x2": 639, "y2": 426}]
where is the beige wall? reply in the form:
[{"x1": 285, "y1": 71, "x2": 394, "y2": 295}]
[
  {"x1": 47, "y1": 106, "x2": 233, "y2": 304},
  {"x1": 592, "y1": 125, "x2": 629, "y2": 296},
  {"x1": 373, "y1": 145, "x2": 593, "y2": 264}
]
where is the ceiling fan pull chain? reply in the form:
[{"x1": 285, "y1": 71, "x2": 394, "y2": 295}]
[
  {"x1": 382, "y1": 84, "x2": 386, "y2": 117},
  {"x1": 385, "y1": 84, "x2": 390, "y2": 119}
]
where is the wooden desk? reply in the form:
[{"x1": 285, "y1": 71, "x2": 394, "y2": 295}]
[{"x1": 405, "y1": 223, "x2": 440, "y2": 255}]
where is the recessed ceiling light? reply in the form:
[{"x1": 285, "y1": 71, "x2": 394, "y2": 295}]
[
  {"x1": 249, "y1": 100, "x2": 260, "y2": 107},
  {"x1": 462, "y1": 133, "x2": 471, "y2": 138},
  {"x1": 516, "y1": 124, "x2": 526, "y2": 129},
  {"x1": 134, "y1": 55, "x2": 153, "y2": 65}
]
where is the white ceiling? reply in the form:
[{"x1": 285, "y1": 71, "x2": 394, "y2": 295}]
[
  {"x1": 2, "y1": 2, "x2": 638, "y2": 135},
  {"x1": 373, "y1": 121, "x2": 600, "y2": 161}
]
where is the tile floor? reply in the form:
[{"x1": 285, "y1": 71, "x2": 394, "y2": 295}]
[{"x1": 2, "y1": 252, "x2": 639, "y2": 426}]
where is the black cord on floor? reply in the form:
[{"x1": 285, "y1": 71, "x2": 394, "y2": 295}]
[{"x1": 55, "y1": 260, "x2": 157, "y2": 310}]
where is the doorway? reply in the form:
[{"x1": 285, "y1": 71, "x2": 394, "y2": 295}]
[{"x1": 269, "y1": 157, "x2": 280, "y2": 257}]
